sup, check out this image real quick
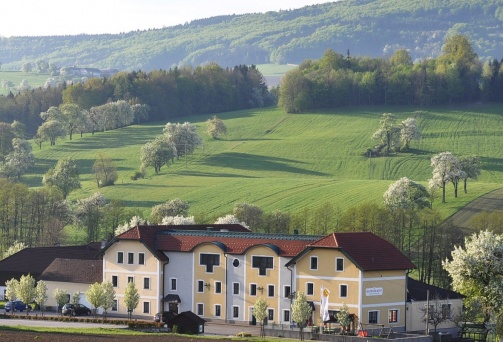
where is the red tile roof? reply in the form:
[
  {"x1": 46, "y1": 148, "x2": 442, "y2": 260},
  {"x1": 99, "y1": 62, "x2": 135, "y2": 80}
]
[{"x1": 307, "y1": 232, "x2": 416, "y2": 271}]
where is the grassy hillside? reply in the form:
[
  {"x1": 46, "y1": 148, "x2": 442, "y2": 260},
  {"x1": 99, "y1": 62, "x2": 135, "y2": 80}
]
[
  {"x1": 27, "y1": 105, "x2": 503, "y2": 221},
  {"x1": 0, "y1": 71, "x2": 50, "y2": 95}
]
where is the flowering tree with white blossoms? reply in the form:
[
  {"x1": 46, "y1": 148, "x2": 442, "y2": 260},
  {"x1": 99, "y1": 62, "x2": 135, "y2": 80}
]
[
  {"x1": 383, "y1": 177, "x2": 429, "y2": 211},
  {"x1": 2, "y1": 240, "x2": 26, "y2": 260},
  {"x1": 430, "y1": 152, "x2": 463, "y2": 203},
  {"x1": 163, "y1": 122, "x2": 202, "y2": 159},
  {"x1": 161, "y1": 215, "x2": 196, "y2": 225},
  {"x1": 291, "y1": 291, "x2": 312, "y2": 340},
  {"x1": 214, "y1": 214, "x2": 249, "y2": 228},
  {"x1": 400, "y1": 117, "x2": 421, "y2": 150},
  {"x1": 115, "y1": 216, "x2": 149, "y2": 236},
  {"x1": 443, "y1": 230, "x2": 503, "y2": 322}
]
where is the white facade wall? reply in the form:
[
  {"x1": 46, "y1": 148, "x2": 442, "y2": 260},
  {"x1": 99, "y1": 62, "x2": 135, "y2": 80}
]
[{"x1": 163, "y1": 251, "x2": 194, "y2": 313}]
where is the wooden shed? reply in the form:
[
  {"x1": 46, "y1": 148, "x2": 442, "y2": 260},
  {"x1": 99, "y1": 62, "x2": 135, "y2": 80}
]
[{"x1": 167, "y1": 311, "x2": 206, "y2": 334}]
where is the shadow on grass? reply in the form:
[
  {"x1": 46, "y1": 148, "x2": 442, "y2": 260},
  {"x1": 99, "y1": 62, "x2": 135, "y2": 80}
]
[
  {"x1": 202, "y1": 152, "x2": 328, "y2": 176},
  {"x1": 171, "y1": 170, "x2": 259, "y2": 178}
]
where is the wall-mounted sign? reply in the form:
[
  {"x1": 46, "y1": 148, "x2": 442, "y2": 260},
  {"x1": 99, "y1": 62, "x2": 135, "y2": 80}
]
[{"x1": 366, "y1": 287, "x2": 383, "y2": 296}]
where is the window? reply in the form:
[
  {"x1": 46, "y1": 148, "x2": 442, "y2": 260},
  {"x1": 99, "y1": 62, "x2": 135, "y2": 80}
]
[
  {"x1": 442, "y1": 304, "x2": 451, "y2": 319},
  {"x1": 128, "y1": 252, "x2": 134, "y2": 264},
  {"x1": 112, "y1": 299, "x2": 118, "y2": 312},
  {"x1": 112, "y1": 275, "x2": 118, "y2": 287},
  {"x1": 215, "y1": 305, "x2": 221, "y2": 317},
  {"x1": 369, "y1": 310, "x2": 379, "y2": 324},
  {"x1": 143, "y1": 301, "x2": 150, "y2": 314},
  {"x1": 306, "y1": 283, "x2": 314, "y2": 296},
  {"x1": 336, "y1": 258, "x2": 344, "y2": 271},
  {"x1": 233, "y1": 259, "x2": 240, "y2": 267},
  {"x1": 127, "y1": 276, "x2": 134, "y2": 284},
  {"x1": 143, "y1": 277, "x2": 150, "y2": 290},
  {"x1": 310, "y1": 256, "x2": 318, "y2": 270},
  {"x1": 197, "y1": 303, "x2": 204, "y2": 316},
  {"x1": 388, "y1": 309, "x2": 398, "y2": 323},
  {"x1": 215, "y1": 281, "x2": 222, "y2": 294},
  {"x1": 200, "y1": 253, "x2": 220, "y2": 273},
  {"x1": 252, "y1": 256, "x2": 273, "y2": 276},
  {"x1": 170, "y1": 278, "x2": 177, "y2": 291},
  {"x1": 233, "y1": 306, "x2": 239, "y2": 318},
  {"x1": 139, "y1": 253, "x2": 145, "y2": 265},
  {"x1": 233, "y1": 282, "x2": 240, "y2": 295},
  {"x1": 340, "y1": 284, "x2": 348, "y2": 297},
  {"x1": 268, "y1": 309, "x2": 274, "y2": 321},
  {"x1": 117, "y1": 252, "x2": 124, "y2": 264},
  {"x1": 283, "y1": 310, "x2": 290, "y2": 322},
  {"x1": 250, "y1": 284, "x2": 257, "y2": 296},
  {"x1": 268, "y1": 285, "x2": 275, "y2": 297},
  {"x1": 284, "y1": 286, "x2": 291, "y2": 298},
  {"x1": 197, "y1": 280, "x2": 204, "y2": 293}
]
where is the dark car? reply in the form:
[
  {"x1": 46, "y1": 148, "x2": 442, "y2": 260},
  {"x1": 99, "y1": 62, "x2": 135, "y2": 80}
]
[
  {"x1": 154, "y1": 311, "x2": 175, "y2": 323},
  {"x1": 5, "y1": 300, "x2": 32, "y2": 312},
  {"x1": 62, "y1": 303, "x2": 92, "y2": 316}
]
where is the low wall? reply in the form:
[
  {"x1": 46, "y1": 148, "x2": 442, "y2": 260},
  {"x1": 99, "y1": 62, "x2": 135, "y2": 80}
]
[{"x1": 264, "y1": 326, "x2": 433, "y2": 342}]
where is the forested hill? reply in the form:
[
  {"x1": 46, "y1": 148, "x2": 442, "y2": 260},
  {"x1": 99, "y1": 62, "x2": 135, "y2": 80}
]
[{"x1": 1, "y1": 0, "x2": 503, "y2": 71}]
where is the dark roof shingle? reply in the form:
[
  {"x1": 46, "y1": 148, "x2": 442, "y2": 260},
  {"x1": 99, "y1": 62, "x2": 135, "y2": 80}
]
[{"x1": 39, "y1": 258, "x2": 102, "y2": 284}]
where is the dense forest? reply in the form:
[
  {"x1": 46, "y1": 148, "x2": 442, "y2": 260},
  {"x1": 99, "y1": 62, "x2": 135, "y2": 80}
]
[{"x1": 1, "y1": 0, "x2": 503, "y2": 71}]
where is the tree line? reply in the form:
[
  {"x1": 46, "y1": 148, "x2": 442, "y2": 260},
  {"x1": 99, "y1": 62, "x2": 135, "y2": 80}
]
[
  {"x1": 279, "y1": 35, "x2": 503, "y2": 112},
  {"x1": 0, "y1": 64, "x2": 273, "y2": 137}
]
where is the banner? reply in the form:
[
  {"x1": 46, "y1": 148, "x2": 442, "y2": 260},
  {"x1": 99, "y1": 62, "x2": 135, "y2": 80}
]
[{"x1": 321, "y1": 285, "x2": 330, "y2": 322}]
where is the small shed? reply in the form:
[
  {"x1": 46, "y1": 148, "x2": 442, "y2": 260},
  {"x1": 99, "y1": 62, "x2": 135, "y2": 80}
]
[{"x1": 167, "y1": 311, "x2": 206, "y2": 334}]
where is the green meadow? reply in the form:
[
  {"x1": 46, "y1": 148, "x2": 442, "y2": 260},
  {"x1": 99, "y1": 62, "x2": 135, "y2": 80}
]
[
  {"x1": 0, "y1": 71, "x2": 51, "y2": 95},
  {"x1": 26, "y1": 104, "x2": 503, "y2": 222}
]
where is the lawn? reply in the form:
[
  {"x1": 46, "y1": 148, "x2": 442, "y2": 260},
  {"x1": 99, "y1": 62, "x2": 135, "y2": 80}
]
[{"x1": 25, "y1": 104, "x2": 503, "y2": 226}]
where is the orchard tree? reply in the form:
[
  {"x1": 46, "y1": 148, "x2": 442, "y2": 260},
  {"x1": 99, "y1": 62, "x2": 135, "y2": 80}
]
[
  {"x1": 206, "y1": 115, "x2": 227, "y2": 139},
  {"x1": 0, "y1": 121, "x2": 15, "y2": 160},
  {"x1": 163, "y1": 122, "x2": 202, "y2": 159},
  {"x1": 123, "y1": 280, "x2": 140, "y2": 320},
  {"x1": 60, "y1": 103, "x2": 88, "y2": 140},
  {"x1": 150, "y1": 198, "x2": 190, "y2": 224},
  {"x1": 140, "y1": 136, "x2": 177, "y2": 173},
  {"x1": 93, "y1": 153, "x2": 118, "y2": 188},
  {"x1": 459, "y1": 156, "x2": 481, "y2": 194},
  {"x1": 115, "y1": 216, "x2": 149, "y2": 236},
  {"x1": 161, "y1": 215, "x2": 196, "y2": 225},
  {"x1": 291, "y1": 291, "x2": 312, "y2": 341},
  {"x1": 5, "y1": 278, "x2": 19, "y2": 300},
  {"x1": 35, "y1": 280, "x2": 48, "y2": 316},
  {"x1": 430, "y1": 152, "x2": 461, "y2": 203},
  {"x1": 21, "y1": 62, "x2": 32, "y2": 73},
  {"x1": 37, "y1": 120, "x2": 66, "y2": 146},
  {"x1": 264, "y1": 209, "x2": 290, "y2": 234},
  {"x1": 372, "y1": 113, "x2": 400, "y2": 155},
  {"x1": 383, "y1": 177, "x2": 429, "y2": 211},
  {"x1": 131, "y1": 103, "x2": 150, "y2": 124},
  {"x1": 43, "y1": 158, "x2": 81, "y2": 198},
  {"x1": 75, "y1": 192, "x2": 107, "y2": 243},
  {"x1": 443, "y1": 230, "x2": 503, "y2": 322},
  {"x1": 10, "y1": 120, "x2": 26, "y2": 138},
  {"x1": 2, "y1": 138, "x2": 35, "y2": 180},
  {"x1": 53, "y1": 288, "x2": 69, "y2": 315},
  {"x1": 17, "y1": 274, "x2": 36, "y2": 316},
  {"x1": 400, "y1": 117, "x2": 420, "y2": 150},
  {"x1": 214, "y1": 214, "x2": 248, "y2": 228},
  {"x1": 2, "y1": 240, "x2": 27, "y2": 260},
  {"x1": 252, "y1": 297, "x2": 268, "y2": 338},
  {"x1": 233, "y1": 203, "x2": 264, "y2": 231}
]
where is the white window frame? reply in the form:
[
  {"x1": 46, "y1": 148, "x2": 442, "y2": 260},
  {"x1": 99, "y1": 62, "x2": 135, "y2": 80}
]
[
  {"x1": 368, "y1": 310, "x2": 379, "y2": 324},
  {"x1": 127, "y1": 252, "x2": 134, "y2": 264},
  {"x1": 199, "y1": 252, "x2": 220, "y2": 273},
  {"x1": 197, "y1": 280, "x2": 204, "y2": 293},
  {"x1": 197, "y1": 303, "x2": 204, "y2": 316},
  {"x1": 268, "y1": 308, "x2": 274, "y2": 321},
  {"x1": 127, "y1": 276, "x2": 134, "y2": 285},
  {"x1": 233, "y1": 305, "x2": 239, "y2": 319},
  {"x1": 283, "y1": 309, "x2": 291, "y2": 322},
  {"x1": 336, "y1": 257, "x2": 344, "y2": 272},
  {"x1": 143, "y1": 277, "x2": 150, "y2": 290},
  {"x1": 267, "y1": 284, "x2": 275, "y2": 298},
  {"x1": 233, "y1": 282, "x2": 240, "y2": 295},
  {"x1": 306, "y1": 282, "x2": 314, "y2": 296},
  {"x1": 250, "y1": 283, "x2": 257, "y2": 296},
  {"x1": 170, "y1": 277, "x2": 177, "y2": 291},
  {"x1": 117, "y1": 251, "x2": 124, "y2": 264},
  {"x1": 111, "y1": 275, "x2": 118, "y2": 288},
  {"x1": 112, "y1": 299, "x2": 118, "y2": 312},
  {"x1": 388, "y1": 308, "x2": 399, "y2": 323},
  {"x1": 143, "y1": 301, "x2": 150, "y2": 314},
  {"x1": 214, "y1": 281, "x2": 222, "y2": 294},
  {"x1": 310, "y1": 256, "x2": 318, "y2": 270},
  {"x1": 340, "y1": 284, "x2": 348, "y2": 298},
  {"x1": 284, "y1": 285, "x2": 291, "y2": 298},
  {"x1": 215, "y1": 304, "x2": 221, "y2": 317},
  {"x1": 138, "y1": 252, "x2": 145, "y2": 265}
]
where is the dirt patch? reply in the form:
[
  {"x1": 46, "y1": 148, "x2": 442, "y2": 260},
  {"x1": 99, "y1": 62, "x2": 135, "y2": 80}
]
[{"x1": 0, "y1": 330, "x2": 236, "y2": 341}]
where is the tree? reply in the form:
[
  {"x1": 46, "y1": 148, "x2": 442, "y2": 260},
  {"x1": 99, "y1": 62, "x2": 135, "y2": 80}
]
[
  {"x1": 140, "y1": 135, "x2": 177, "y2": 174},
  {"x1": 161, "y1": 215, "x2": 196, "y2": 225},
  {"x1": 131, "y1": 103, "x2": 150, "y2": 124},
  {"x1": 372, "y1": 113, "x2": 400, "y2": 155},
  {"x1": 459, "y1": 156, "x2": 481, "y2": 194},
  {"x1": 10, "y1": 120, "x2": 26, "y2": 138},
  {"x1": 59, "y1": 103, "x2": 88, "y2": 140},
  {"x1": 150, "y1": 198, "x2": 190, "y2": 224},
  {"x1": 252, "y1": 297, "x2": 268, "y2": 338},
  {"x1": 17, "y1": 274, "x2": 36, "y2": 316},
  {"x1": 291, "y1": 291, "x2": 312, "y2": 341},
  {"x1": 21, "y1": 62, "x2": 32, "y2": 73},
  {"x1": 86, "y1": 282, "x2": 104, "y2": 317},
  {"x1": 5, "y1": 278, "x2": 19, "y2": 301},
  {"x1": 101, "y1": 281, "x2": 116, "y2": 319},
  {"x1": 37, "y1": 120, "x2": 66, "y2": 146},
  {"x1": 383, "y1": 177, "x2": 429, "y2": 211},
  {"x1": 336, "y1": 303, "x2": 351, "y2": 334},
  {"x1": 214, "y1": 214, "x2": 249, "y2": 228},
  {"x1": 2, "y1": 138, "x2": 35, "y2": 180},
  {"x1": 43, "y1": 158, "x2": 81, "y2": 198},
  {"x1": 400, "y1": 117, "x2": 420, "y2": 150},
  {"x1": 75, "y1": 192, "x2": 107, "y2": 243},
  {"x1": 53, "y1": 288, "x2": 69, "y2": 316},
  {"x1": 123, "y1": 280, "x2": 140, "y2": 320},
  {"x1": 0, "y1": 122, "x2": 15, "y2": 161},
  {"x1": 443, "y1": 230, "x2": 503, "y2": 322},
  {"x1": 71, "y1": 291, "x2": 81, "y2": 304},
  {"x1": 115, "y1": 215, "x2": 149, "y2": 236},
  {"x1": 206, "y1": 115, "x2": 227, "y2": 139},
  {"x1": 2, "y1": 240, "x2": 27, "y2": 260},
  {"x1": 35, "y1": 280, "x2": 48, "y2": 317},
  {"x1": 162, "y1": 122, "x2": 202, "y2": 159},
  {"x1": 233, "y1": 203, "x2": 264, "y2": 231},
  {"x1": 430, "y1": 152, "x2": 461, "y2": 203},
  {"x1": 36, "y1": 60, "x2": 49, "y2": 74},
  {"x1": 93, "y1": 153, "x2": 118, "y2": 187},
  {"x1": 264, "y1": 209, "x2": 290, "y2": 234},
  {"x1": 418, "y1": 294, "x2": 453, "y2": 333}
]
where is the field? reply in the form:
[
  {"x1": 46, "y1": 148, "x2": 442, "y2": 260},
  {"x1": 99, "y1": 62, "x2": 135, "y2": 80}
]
[
  {"x1": 25, "y1": 104, "x2": 503, "y2": 228},
  {"x1": 0, "y1": 71, "x2": 51, "y2": 95}
]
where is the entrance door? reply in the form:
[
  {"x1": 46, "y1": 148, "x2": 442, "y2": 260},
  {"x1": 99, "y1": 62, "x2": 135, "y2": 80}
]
[{"x1": 169, "y1": 302, "x2": 178, "y2": 314}]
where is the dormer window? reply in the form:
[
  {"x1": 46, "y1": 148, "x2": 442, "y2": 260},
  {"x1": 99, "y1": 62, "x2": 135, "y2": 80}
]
[
  {"x1": 252, "y1": 256, "x2": 273, "y2": 276},
  {"x1": 200, "y1": 253, "x2": 220, "y2": 273}
]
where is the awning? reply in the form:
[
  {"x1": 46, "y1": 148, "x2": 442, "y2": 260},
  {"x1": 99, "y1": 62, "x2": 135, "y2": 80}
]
[{"x1": 163, "y1": 294, "x2": 181, "y2": 303}]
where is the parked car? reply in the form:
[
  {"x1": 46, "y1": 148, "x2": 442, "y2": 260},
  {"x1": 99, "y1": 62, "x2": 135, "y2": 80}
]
[
  {"x1": 62, "y1": 303, "x2": 92, "y2": 316},
  {"x1": 154, "y1": 311, "x2": 176, "y2": 323},
  {"x1": 5, "y1": 300, "x2": 32, "y2": 312}
]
